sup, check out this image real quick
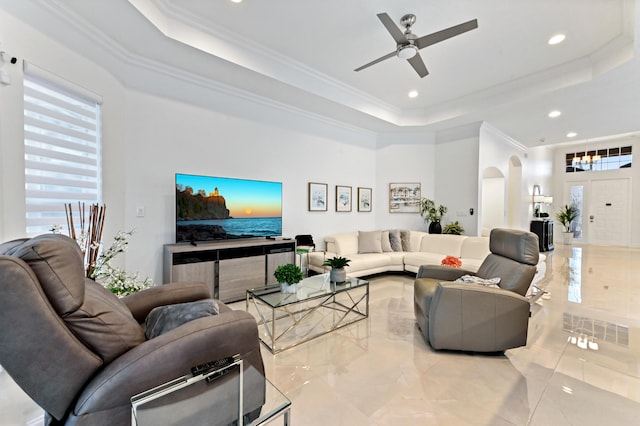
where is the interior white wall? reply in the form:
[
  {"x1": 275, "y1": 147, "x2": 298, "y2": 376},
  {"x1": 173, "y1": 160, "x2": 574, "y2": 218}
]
[
  {"x1": 526, "y1": 146, "x2": 555, "y2": 222},
  {"x1": 434, "y1": 136, "x2": 480, "y2": 235},
  {"x1": 374, "y1": 134, "x2": 436, "y2": 232},
  {"x1": 123, "y1": 90, "x2": 379, "y2": 281},
  {"x1": 481, "y1": 176, "x2": 506, "y2": 232},
  {"x1": 479, "y1": 123, "x2": 544, "y2": 231},
  {"x1": 507, "y1": 156, "x2": 523, "y2": 227}
]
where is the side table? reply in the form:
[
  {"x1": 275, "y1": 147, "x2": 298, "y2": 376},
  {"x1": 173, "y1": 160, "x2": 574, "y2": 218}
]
[
  {"x1": 131, "y1": 356, "x2": 291, "y2": 425},
  {"x1": 295, "y1": 244, "x2": 315, "y2": 276}
]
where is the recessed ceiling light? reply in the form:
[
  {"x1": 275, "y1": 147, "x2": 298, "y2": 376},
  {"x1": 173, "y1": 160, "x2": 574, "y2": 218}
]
[
  {"x1": 230, "y1": 0, "x2": 243, "y2": 3},
  {"x1": 548, "y1": 34, "x2": 566, "y2": 45},
  {"x1": 548, "y1": 110, "x2": 562, "y2": 118},
  {"x1": 408, "y1": 90, "x2": 419, "y2": 98},
  {"x1": 566, "y1": 132, "x2": 577, "y2": 138}
]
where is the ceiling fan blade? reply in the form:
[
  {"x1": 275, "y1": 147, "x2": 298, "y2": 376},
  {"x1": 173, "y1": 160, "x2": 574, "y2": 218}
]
[
  {"x1": 415, "y1": 19, "x2": 478, "y2": 50},
  {"x1": 408, "y1": 53, "x2": 429, "y2": 78},
  {"x1": 354, "y1": 51, "x2": 397, "y2": 72},
  {"x1": 377, "y1": 13, "x2": 408, "y2": 44}
]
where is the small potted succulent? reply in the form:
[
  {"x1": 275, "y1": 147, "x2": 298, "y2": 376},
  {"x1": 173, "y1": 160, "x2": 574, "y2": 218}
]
[
  {"x1": 274, "y1": 263, "x2": 304, "y2": 293},
  {"x1": 322, "y1": 256, "x2": 351, "y2": 283}
]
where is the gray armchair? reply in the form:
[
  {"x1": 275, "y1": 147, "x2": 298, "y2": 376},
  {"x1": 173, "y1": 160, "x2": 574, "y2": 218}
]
[
  {"x1": 414, "y1": 228, "x2": 539, "y2": 352},
  {"x1": 0, "y1": 234, "x2": 265, "y2": 425}
]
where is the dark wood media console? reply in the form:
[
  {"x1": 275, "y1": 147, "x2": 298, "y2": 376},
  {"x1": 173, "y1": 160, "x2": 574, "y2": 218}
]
[
  {"x1": 163, "y1": 239, "x2": 296, "y2": 303},
  {"x1": 530, "y1": 219, "x2": 554, "y2": 252}
]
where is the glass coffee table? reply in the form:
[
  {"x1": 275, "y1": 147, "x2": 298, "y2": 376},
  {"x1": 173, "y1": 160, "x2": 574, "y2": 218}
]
[{"x1": 246, "y1": 274, "x2": 369, "y2": 353}]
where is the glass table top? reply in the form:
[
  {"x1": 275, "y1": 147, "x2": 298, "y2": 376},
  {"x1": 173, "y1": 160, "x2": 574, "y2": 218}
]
[{"x1": 247, "y1": 273, "x2": 368, "y2": 308}]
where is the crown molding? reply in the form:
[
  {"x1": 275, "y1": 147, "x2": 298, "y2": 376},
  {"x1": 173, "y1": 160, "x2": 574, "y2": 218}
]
[
  {"x1": 131, "y1": 0, "x2": 637, "y2": 132},
  {"x1": 481, "y1": 122, "x2": 527, "y2": 152},
  {"x1": 35, "y1": 0, "x2": 378, "y2": 139},
  {"x1": 129, "y1": 0, "x2": 402, "y2": 122},
  {"x1": 22, "y1": 0, "x2": 639, "y2": 145}
]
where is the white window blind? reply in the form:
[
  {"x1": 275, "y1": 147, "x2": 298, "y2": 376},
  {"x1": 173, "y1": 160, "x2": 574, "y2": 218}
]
[{"x1": 23, "y1": 65, "x2": 102, "y2": 236}]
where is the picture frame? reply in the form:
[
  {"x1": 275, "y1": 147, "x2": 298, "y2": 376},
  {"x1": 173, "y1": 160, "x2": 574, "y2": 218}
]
[
  {"x1": 389, "y1": 182, "x2": 421, "y2": 213},
  {"x1": 335, "y1": 185, "x2": 352, "y2": 212},
  {"x1": 308, "y1": 182, "x2": 328, "y2": 211},
  {"x1": 357, "y1": 187, "x2": 372, "y2": 212}
]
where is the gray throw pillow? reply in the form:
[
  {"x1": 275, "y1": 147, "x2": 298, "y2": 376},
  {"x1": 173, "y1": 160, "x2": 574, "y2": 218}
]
[
  {"x1": 400, "y1": 230, "x2": 411, "y2": 251},
  {"x1": 388, "y1": 229, "x2": 402, "y2": 251},
  {"x1": 381, "y1": 231, "x2": 393, "y2": 252},
  {"x1": 358, "y1": 230, "x2": 383, "y2": 253},
  {"x1": 145, "y1": 300, "x2": 219, "y2": 340}
]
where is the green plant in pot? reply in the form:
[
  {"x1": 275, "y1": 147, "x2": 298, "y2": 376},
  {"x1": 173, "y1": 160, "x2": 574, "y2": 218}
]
[
  {"x1": 322, "y1": 256, "x2": 351, "y2": 284},
  {"x1": 274, "y1": 263, "x2": 304, "y2": 294},
  {"x1": 420, "y1": 198, "x2": 447, "y2": 234},
  {"x1": 443, "y1": 221, "x2": 465, "y2": 235},
  {"x1": 556, "y1": 203, "x2": 579, "y2": 244}
]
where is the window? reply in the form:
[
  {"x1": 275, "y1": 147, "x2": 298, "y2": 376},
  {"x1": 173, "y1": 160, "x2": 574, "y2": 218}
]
[
  {"x1": 569, "y1": 185, "x2": 583, "y2": 239},
  {"x1": 565, "y1": 145, "x2": 633, "y2": 173},
  {"x1": 23, "y1": 63, "x2": 102, "y2": 236}
]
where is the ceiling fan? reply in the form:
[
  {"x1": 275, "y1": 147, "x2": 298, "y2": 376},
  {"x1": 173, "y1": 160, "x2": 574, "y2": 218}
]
[{"x1": 355, "y1": 13, "x2": 478, "y2": 78}]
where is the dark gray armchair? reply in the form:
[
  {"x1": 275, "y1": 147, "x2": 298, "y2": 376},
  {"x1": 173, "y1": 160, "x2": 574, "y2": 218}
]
[
  {"x1": 414, "y1": 228, "x2": 539, "y2": 352},
  {"x1": 0, "y1": 234, "x2": 265, "y2": 425}
]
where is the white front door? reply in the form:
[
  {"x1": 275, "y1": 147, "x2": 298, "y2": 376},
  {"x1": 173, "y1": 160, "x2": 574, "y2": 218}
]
[{"x1": 589, "y1": 178, "x2": 630, "y2": 246}]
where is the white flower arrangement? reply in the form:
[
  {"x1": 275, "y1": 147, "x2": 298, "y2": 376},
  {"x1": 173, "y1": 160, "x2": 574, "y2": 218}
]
[
  {"x1": 91, "y1": 230, "x2": 152, "y2": 296},
  {"x1": 51, "y1": 226, "x2": 152, "y2": 297}
]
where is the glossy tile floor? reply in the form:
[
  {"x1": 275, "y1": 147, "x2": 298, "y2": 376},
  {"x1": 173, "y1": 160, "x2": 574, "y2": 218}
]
[{"x1": 1, "y1": 243, "x2": 639, "y2": 425}]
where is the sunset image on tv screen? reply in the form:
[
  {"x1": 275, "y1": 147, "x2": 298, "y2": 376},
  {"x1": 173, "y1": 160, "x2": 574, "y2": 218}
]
[{"x1": 175, "y1": 173, "x2": 282, "y2": 242}]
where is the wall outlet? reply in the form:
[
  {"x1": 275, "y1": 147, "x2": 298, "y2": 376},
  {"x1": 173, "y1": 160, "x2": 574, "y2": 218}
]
[{"x1": 136, "y1": 206, "x2": 145, "y2": 217}]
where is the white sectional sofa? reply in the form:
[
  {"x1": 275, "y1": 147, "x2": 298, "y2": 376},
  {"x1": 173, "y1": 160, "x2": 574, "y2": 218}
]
[
  {"x1": 403, "y1": 233, "x2": 491, "y2": 273},
  {"x1": 307, "y1": 230, "x2": 546, "y2": 283},
  {"x1": 308, "y1": 230, "x2": 490, "y2": 277}
]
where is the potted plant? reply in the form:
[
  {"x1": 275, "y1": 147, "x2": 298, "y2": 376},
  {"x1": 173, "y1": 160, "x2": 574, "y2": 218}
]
[
  {"x1": 556, "y1": 204, "x2": 579, "y2": 244},
  {"x1": 274, "y1": 263, "x2": 304, "y2": 293},
  {"x1": 420, "y1": 198, "x2": 447, "y2": 234},
  {"x1": 443, "y1": 221, "x2": 464, "y2": 235},
  {"x1": 322, "y1": 256, "x2": 351, "y2": 283}
]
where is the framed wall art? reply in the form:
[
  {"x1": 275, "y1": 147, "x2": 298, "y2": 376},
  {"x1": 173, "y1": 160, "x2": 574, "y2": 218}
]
[
  {"x1": 357, "y1": 187, "x2": 372, "y2": 212},
  {"x1": 389, "y1": 182, "x2": 421, "y2": 213},
  {"x1": 336, "y1": 185, "x2": 352, "y2": 212},
  {"x1": 308, "y1": 182, "x2": 328, "y2": 211}
]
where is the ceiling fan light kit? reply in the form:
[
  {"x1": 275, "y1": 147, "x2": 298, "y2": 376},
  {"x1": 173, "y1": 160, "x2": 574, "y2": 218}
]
[
  {"x1": 397, "y1": 44, "x2": 418, "y2": 60},
  {"x1": 355, "y1": 12, "x2": 478, "y2": 78}
]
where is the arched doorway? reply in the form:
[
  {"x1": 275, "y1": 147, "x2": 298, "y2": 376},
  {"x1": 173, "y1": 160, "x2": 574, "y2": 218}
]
[
  {"x1": 508, "y1": 156, "x2": 523, "y2": 228},
  {"x1": 481, "y1": 167, "x2": 505, "y2": 235}
]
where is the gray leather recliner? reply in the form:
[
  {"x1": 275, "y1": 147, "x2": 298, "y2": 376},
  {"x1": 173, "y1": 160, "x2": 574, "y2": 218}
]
[
  {"x1": 0, "y1": 234, "x2": 265, "y2": 425},
  {"x1": 414, "y1": 228, "x2": 539, "y2": 352}
]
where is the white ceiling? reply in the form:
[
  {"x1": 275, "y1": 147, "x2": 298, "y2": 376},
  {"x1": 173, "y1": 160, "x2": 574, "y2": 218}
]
[{"x1": 2, "y1": 0, "x2": 640, "y2": 146}]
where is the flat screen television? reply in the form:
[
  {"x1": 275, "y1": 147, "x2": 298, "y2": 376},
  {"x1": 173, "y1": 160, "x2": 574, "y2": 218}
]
[{"x1": 175, "y1": 173, "x2": 282, "y2": 243}]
